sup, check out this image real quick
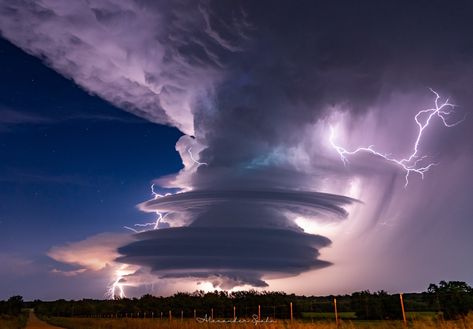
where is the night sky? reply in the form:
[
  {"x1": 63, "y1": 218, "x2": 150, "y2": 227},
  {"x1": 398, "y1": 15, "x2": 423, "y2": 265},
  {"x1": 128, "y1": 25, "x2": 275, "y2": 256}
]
[
  {"x1": 0, "y1": 37, "x2": 183, "y2": 298},
  {"x1": 1, "y1": 1, "x2": 473, "y2": 300}
]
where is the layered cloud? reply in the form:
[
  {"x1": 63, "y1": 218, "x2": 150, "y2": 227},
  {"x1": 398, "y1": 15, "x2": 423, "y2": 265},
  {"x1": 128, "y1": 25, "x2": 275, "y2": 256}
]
[
  {"x1": 139, "y1": 190, "x2": 355, "y2": 219},
  {"x1": 2, "y1": 0, "x2": 473, "y2": 294},
  {"x1": 118, "y1": 227, "x2": 332, "y2": 288},
  {"x1": 118, "y1": 190, "x2": 355, "y2": 287}
]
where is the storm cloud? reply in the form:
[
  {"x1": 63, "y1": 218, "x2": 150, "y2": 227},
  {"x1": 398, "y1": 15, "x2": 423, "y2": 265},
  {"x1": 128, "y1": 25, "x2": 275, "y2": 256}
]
[
  {"x1": 2, "y1": 0, "x2": 473, "y2": 292},
  {"x1": 118, "y1": 227, "x2": 331, "y2": 288},
  {"x1": 139, "y1": 190, "x2": 355, "y2": 218},
  {"x1": 117, "y1": 190, "x2": 355, "y2": 287}
]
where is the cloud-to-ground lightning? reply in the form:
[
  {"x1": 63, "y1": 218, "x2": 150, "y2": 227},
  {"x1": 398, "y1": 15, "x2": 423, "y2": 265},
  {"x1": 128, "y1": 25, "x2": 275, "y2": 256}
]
[
  {"x1": 330, "y1": 89, "x2": 464, "y2": 187},
  {"x1": 116, "y1": 146, "x2": 207, "y2": 296},
  {"x1": 106, "y1": 265, "x2": 130, "y2": 299},
  {"x1": 119, "y1": 185, "x2": 172, "y2": 297}
]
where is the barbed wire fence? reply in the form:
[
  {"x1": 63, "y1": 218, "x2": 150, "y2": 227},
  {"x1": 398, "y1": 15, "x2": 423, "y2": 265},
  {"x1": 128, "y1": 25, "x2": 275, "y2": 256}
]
[{"x1": 38, "y1": 291, "x2": 473, "y2": 325}]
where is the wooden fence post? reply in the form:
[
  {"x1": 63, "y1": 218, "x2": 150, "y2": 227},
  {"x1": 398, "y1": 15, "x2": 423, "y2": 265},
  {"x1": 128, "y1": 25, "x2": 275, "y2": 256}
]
[
  {"x1": 258, "y1": 305, "x2": 261, "y2": 321},
  {"x1": 400, "y1": 293, "x2": 407, "y2": 326},
  {"x1": 233, "y1": 305, "x2": 236, "y2": 320},
  {"x1": 169, "y1": 310, "x2": 172, "y2": 321},
  {"x1": 334, "y1": 298, "x2": 339, "y2": 326},
  {"x1": 290, "y1": 302, "x2": 293, "y2": 322}
]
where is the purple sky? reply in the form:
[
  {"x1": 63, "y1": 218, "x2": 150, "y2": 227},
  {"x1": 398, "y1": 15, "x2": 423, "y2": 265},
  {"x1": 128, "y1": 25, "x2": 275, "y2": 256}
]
[{"x1": 0, "y1": 0, "x2": 472, "y2": 299}]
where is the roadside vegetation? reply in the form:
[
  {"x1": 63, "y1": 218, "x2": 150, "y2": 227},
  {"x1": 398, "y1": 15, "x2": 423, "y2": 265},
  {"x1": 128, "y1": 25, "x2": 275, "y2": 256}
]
[
  {"x1": 30, "y1": 281, "x2": 473, "y2": 321},
  {"x1": 1, "y1": 281, "x2": 472, "y2": 328},
  {"x1": 0, "y1": 296, "x2": 27, "y2": 329}
]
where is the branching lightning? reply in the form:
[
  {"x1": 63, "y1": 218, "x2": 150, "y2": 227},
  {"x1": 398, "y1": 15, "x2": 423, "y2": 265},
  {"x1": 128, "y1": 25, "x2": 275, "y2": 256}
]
[
  {"x1": 188, "y1": 146, "x2": 208, "y2": 167},
  {"x1": 118, "y1": 185, "x2": 172, "y2": 297},
  {"x1": 124, "y1": 146, "x2": 205, "y2": 233},
  {"x1": 116, "y1": 145, "x2": 205, "y2": 297},
  {"x1": 124, "y1": 184, "x2": 170, "y2": 233},
  {"x1": 330, "y1": 89, "x2": 464, "y2": 187},
  {"x1": 106, "y1": 265, "x2": 129, "y2": 299}
]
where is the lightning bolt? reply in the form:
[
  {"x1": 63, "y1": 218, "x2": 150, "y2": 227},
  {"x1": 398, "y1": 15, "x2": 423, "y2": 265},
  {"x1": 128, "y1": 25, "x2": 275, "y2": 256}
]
[
  {"x1": 124, "y1": 184, "x2": 170, "y2": 233},
  {"x1": 106, "y1": 265, "x2": 129, "y2": 299},
  {"x1": 125, "y1": 145, "x2": 205, "y2": 233},
  {"x1": 188, "y1": 146, "x2": 208, "y2": 167},
  {"x1": 116, "y1": 144, "x2": 206, "y2": 297},
  {"x1": 118, "y1": 185, "x2": 172, "y2": 298},
  {"x1": 330, "y1": 89, "x2": 464, "y2": 187}
]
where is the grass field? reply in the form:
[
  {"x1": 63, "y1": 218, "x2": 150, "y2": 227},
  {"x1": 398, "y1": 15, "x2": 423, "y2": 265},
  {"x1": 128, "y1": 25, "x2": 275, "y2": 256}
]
[
  {"x1": 42, "y1": 314, "x2": 473, "y2": 329},
  {"x1": 301, "y1": 312, "x2": 357, "y2": 319},
  {"x1": 0, "y1": 313, "x2": 28, "y2": 329},
  {"x1": 300, "y1": 312, "x2": 437, "y2": 321}
]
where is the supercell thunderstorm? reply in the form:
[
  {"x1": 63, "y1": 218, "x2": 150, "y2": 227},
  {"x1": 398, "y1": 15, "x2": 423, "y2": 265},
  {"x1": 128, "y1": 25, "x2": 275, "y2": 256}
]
[
  {"x1": 0, "y1": 1, "x2": 469, "y2": 298},
  {"x1": 111, "y1": 89, "x2": 463, "y2": 297}
]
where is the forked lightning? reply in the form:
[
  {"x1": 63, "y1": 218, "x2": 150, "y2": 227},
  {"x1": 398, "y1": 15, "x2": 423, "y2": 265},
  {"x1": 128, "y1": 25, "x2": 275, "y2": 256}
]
[{"x1": 330, "y1": 89, "x2": 463, "y2": 187}]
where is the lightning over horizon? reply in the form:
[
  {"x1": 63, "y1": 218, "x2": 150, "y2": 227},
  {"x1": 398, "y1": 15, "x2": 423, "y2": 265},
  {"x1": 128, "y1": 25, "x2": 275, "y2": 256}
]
[
  {"x1": 329, "y1": 90, "x2": 464, "y2": 187},
  {"x1": 1, "y1": 0, "x2": 473, "y2": 302},
  {"x1": 106, "y1": 264, "x2": 136, "y2": 299},
  {"x1": 119, "y1": 185, "x2": 172, "y2": 297}
]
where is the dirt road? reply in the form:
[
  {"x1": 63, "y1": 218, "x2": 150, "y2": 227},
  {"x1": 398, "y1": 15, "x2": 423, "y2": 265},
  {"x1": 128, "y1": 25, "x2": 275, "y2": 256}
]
[{"x1": 25, "y1": 311, "x2": 64, "y2": 329}]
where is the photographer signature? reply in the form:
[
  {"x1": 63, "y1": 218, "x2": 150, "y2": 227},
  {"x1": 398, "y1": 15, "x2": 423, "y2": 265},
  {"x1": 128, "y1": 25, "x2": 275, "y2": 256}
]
[{"x1": 196, "y1": 314, "x2": 276, "y2": 325}]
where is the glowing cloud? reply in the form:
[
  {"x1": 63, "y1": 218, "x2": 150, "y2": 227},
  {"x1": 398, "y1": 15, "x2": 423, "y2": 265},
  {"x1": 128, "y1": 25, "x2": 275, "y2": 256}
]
[
  {"x1": 47, "y1": 233, "x2": 133, "y2": 271},
  {"x1": 329, "y1": 90, "x2": 464, "y2": 187}
]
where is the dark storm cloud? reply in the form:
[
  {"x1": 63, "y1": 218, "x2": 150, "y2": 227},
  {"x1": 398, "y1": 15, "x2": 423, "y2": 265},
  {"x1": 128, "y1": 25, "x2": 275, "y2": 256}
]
[
  {"x1": 3, "y1": 0, "x2": 473, "y2": 292},
  {"x1": 139, "y1": 190, "x2": 356, "y2": 218},
  {"x1": 0, "y1": 0, "x2": 249, "y2": 135},
  {"x1": 194, "y1": 0, "x2": 473, "y2": 168},
  {"x1": 119, "y1": 189, "x2": 355, "y2": 286},
  {"x1": 117, "y1": 227, "x2": 331, "y2": 288}
]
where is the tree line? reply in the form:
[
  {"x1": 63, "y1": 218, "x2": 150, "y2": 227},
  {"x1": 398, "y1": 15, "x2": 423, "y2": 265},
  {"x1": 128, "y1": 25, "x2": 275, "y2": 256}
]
[
  {"x1": 1, "y1": 281, "x2": 472, "y2": 320},
  {"x1": 0, "y1": 296, "x2": 24, "y2": 316}
]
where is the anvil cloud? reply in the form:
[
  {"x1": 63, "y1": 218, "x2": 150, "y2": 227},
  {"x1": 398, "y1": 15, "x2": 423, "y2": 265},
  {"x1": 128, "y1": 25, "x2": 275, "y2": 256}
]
[{"x1": 2, "y1": 0, "x2": 473, "y2": 294}]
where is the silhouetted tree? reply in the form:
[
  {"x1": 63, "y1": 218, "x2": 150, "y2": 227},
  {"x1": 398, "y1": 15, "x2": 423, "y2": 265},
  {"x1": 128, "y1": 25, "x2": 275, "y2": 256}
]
[
  {"x1": 351, "y1": 291, "x2": 402, "y2": 320},
  {"x1": 428, "y1": 281, "x2": 473, "y2": 319},
  {"x1": 0, "y1": 295, "x2": 24, "y2": 315}
]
